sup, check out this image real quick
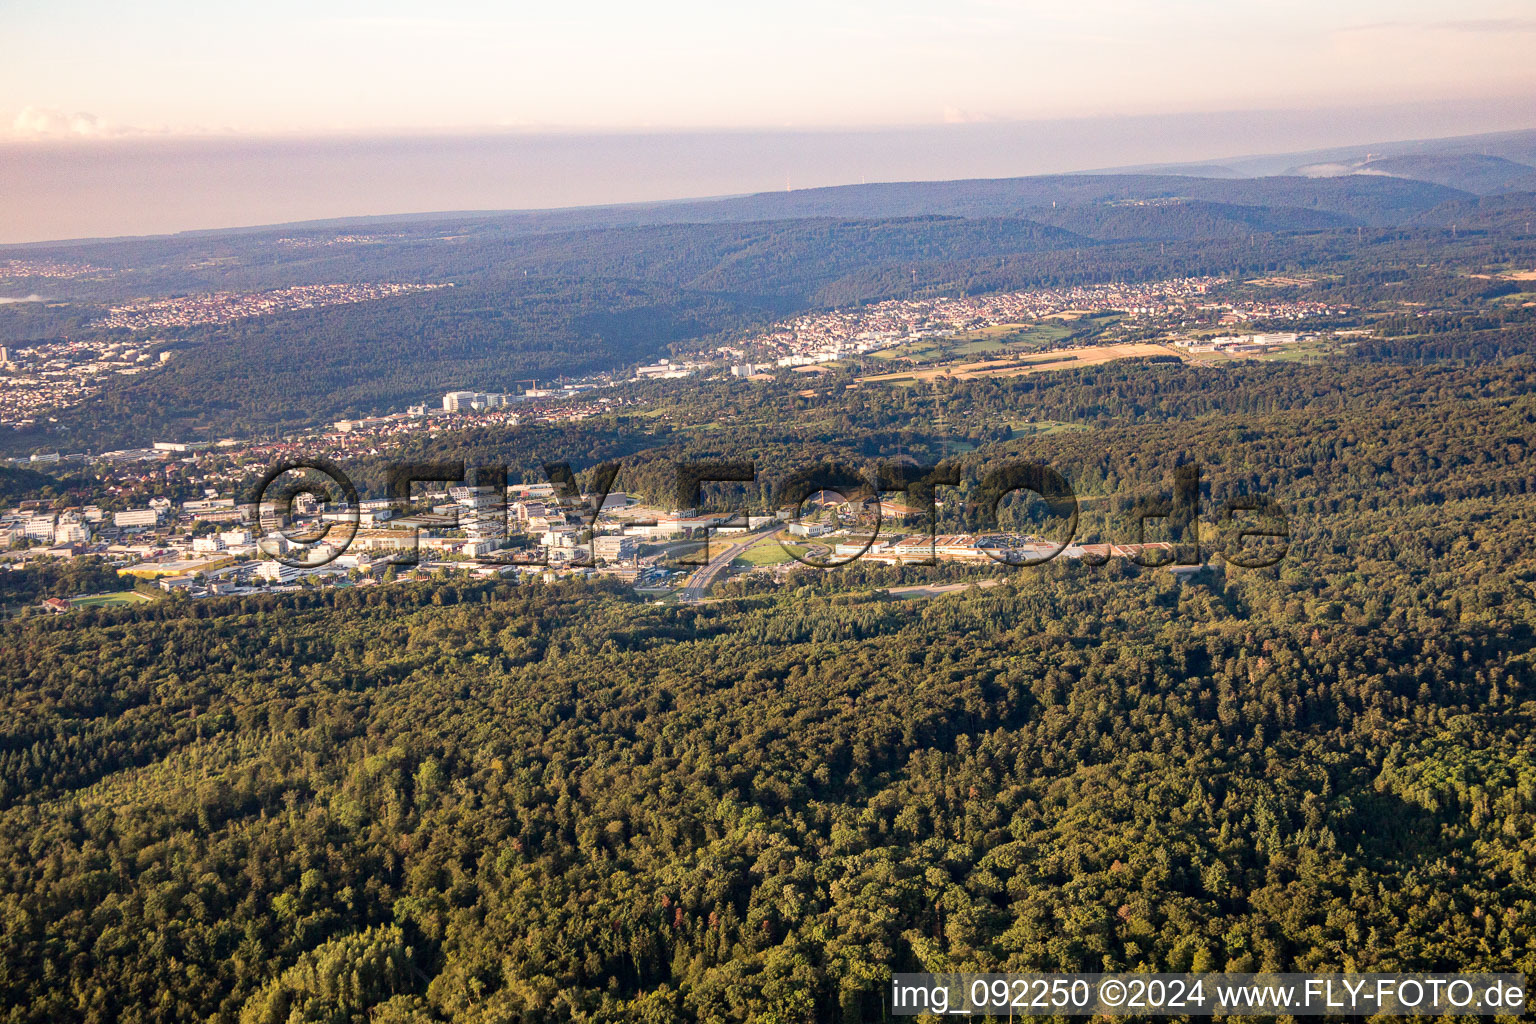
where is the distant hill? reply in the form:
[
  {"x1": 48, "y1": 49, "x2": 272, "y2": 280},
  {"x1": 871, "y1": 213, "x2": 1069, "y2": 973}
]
[
  {"x1": 1292, "y1": 154, "x2": 1536, "y2": 195},
  {"x1": 481, "y1": 216, "x2": 1089, "y2": 298},
  {"x1": 541, "y1": 173, "x2": 1463, "y2": 231},
  {"x1": 1498, "y1": 171, "x2": 1536, "y2": 195},
  {"x1": 1029, "y1": 199, "x2": 1357, "y2": 241},
  {"x1": 1161, "y1": 128, "x2": 1536, "y2": 180},
  {"x1": 1, "y1": 173, "x2": 1464, "y2": 289},
  {"x1": 1410, "y1": 191, "x2": 1536, "y2": 232},
  {"x1": 2, "y1": 172, "x2": 1461, "y2": 308},
  {"x1": 1361, "y1": 154, "x2": 1535, "y2": 194}
]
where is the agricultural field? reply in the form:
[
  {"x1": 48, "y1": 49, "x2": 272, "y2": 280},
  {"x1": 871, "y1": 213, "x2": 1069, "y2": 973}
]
[
  {"x1": 855, "y1": 341, "x2": 1179, "y2": 385},
  {"x1": 866, "y1": 321, "x2": 1074, "y2": 365},
  {"x1": 1245, "y1": 273, "x2": 1323, "y2": 287},
  {"x1": 1000, "y1": 418, "x2": 1094, "y2": 436},
  {"x1": 1183, "y1": 337, "x2": 1345, "y2": 365}
]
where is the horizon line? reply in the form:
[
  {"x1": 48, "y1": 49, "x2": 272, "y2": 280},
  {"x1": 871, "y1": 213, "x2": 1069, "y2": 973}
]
[{"x1": 6, "y1": 94, "x2": 1536, "y2": 148}]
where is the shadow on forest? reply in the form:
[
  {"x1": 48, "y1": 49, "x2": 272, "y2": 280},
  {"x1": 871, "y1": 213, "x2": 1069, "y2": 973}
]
[{"x1": 1341, "y1": 788, "x2": 1453, "y2": 867}]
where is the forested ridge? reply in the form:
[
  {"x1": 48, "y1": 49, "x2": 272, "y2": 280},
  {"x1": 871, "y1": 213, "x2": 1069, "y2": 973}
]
[{"x1": 5, "y1": 336, "x2": 1536, "y2": 1022}]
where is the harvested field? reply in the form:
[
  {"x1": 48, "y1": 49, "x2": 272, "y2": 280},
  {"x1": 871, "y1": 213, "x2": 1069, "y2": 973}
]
[{"x1": 855, "y1": 342, "x2": 1179, "y2": 385}]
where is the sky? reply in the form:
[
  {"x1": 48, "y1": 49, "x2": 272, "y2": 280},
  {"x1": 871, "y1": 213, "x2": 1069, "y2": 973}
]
[
  {"x1": 2, "y1": 1, "x2": 1535, "y2": 240},
  {"x1": 5, "y1": 0, "x2": 1536, "y2": 136}
]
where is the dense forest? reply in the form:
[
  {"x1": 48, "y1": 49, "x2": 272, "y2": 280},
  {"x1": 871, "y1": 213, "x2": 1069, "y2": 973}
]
[
  {"x1": 3, "y1": 316, "x2": 1536, "y2": 1021},
  {"x1": 0, "y1": 465, "x2": 90, "y2": 504}
]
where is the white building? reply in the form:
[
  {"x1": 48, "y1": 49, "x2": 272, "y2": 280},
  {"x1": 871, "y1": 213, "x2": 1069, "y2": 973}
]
[
  {"x1": 542, "y1": 526, "x2": 579, "y2": 549},
  {"x1": 593, "y1": 534, "x2": 638, "y2": 563},
  {"x1": 255, "y1": 561, "x2": 313, "y2": 584},
  {"x1": 114, "y1": 508, "x2": 162, "y2": 529},
  {"x1": 443, "y1": 391, "x2": 510, "y2": 413},
  {"x1": 24, "y1": 516, "x2": 57, "y2": 541},
  {"x1": 635, "y1": 359, "x2": 695, "y2": 380},
  {"x1": 450, "y1": 485, "x2": 507, "y2": 541},
  {"x1": 630, "y1": 522, "x2": 686, "y2": 540}
]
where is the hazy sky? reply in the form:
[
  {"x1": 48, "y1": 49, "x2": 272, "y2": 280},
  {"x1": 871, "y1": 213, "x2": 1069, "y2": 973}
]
[
  {"x1": 5, "y1": 0, "x2": 1536, "y2": 137},
  {"x1": 3, "y1": 2, "x2": 1536, "y2": 243}
]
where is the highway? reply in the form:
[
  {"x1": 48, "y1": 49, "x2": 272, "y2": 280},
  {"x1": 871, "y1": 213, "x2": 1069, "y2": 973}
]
[{"x1": 677, "y1": 524, "x2": 785, "y2": 602}]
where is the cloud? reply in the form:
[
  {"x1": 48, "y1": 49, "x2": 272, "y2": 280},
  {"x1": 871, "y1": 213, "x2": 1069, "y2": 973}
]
[
  {"x1": 9, "y1": 107, "x2": 125, "y2": 139},
  {"x1": 942, "y1": 105, "x2": 992, "y2": 124},
  {"x1": 1342, "y1": 17, "x2": 1536, "y2": 34},
  {"x1": 1439, "y1": 17, "x2": 1536, "y2": 32},
  {"x1": 321, "y1": 15, "x2": 489, "y2": 36},
  {"x1": 0, "y1": 295, "x2": 48, "y2": 304}
]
